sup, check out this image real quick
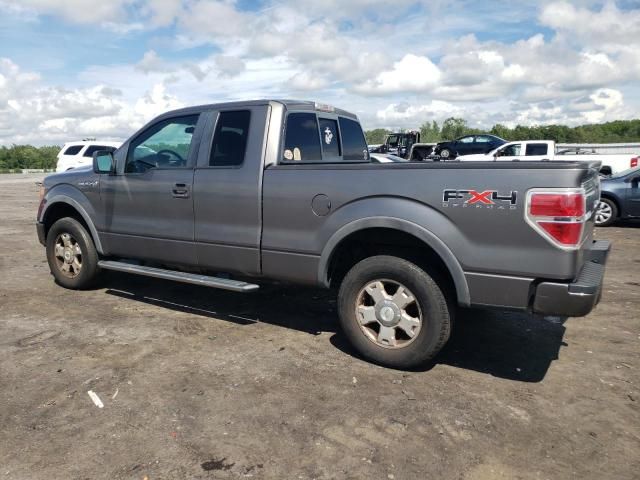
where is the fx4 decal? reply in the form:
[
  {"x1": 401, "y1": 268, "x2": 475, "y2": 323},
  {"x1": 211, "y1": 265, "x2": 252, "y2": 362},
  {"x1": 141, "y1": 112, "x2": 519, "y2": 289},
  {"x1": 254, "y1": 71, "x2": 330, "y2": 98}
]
[{"x1": 442, "y1": 189, "x2": 518, "y2": 209}]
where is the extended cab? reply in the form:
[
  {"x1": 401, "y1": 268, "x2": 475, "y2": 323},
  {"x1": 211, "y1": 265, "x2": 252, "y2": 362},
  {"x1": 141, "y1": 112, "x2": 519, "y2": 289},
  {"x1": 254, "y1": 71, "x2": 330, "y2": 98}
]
[
  {"x1": 36, "y1": 100, "x2": 610, "y2": 369},
  {"x1": 457, "y1": 140, "x2": 638, "y2": 175}
]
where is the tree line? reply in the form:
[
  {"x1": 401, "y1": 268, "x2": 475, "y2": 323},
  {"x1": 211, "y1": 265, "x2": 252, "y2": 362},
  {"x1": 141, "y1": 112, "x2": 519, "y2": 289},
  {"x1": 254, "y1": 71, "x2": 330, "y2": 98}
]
[
  {"x1": 0, "y1": 145, "x2": 60, "y2": 171},
  {"x1": 365, "y1": 118, "x2": 640, "y2": 145},
  {"x1": 2, "y1": 117, "x2": 640, "y2": 170}
]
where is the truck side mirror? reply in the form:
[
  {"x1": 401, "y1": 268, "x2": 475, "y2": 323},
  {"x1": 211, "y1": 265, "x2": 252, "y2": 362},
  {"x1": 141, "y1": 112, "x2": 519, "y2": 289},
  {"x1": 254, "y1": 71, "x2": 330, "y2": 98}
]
[{"x1": 93, "y1": 150, "x2": 115, "y2": 174}]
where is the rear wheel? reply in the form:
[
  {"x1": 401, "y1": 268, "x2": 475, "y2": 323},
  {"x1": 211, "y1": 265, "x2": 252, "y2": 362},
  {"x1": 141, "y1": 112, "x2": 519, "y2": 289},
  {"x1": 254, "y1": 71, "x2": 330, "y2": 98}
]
[
  {"x1": 338, "y1": 255, "x2": 451, "y2": 369},
  {"x1": 595, "y1": 198, "x2": 617, "y2": 227},
  {"x1": 46, "y1": 217, "x2": 101, "y2": 289}
]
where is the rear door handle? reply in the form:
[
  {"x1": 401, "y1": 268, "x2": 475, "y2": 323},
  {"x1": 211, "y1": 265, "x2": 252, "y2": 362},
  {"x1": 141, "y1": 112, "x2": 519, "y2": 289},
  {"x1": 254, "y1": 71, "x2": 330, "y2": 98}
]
[{"x1": 172, "y1": 183, "x2": 190, "y2": 198}]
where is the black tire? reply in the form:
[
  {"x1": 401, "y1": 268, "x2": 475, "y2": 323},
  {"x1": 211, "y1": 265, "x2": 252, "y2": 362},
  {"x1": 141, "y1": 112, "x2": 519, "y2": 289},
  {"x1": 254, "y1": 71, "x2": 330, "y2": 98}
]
[
  {"x1": 46, "y1": 217, "x2": 101, "y2": 289},
  {"x1": 439, "y1": 148, "x2": 452, "y2": 159},
  {"x1": 595, "y1": 198, "x2": 618, "y2": 227},
  {"x1": 337, "y1": 255, "x2": 451, "y2": 369}
]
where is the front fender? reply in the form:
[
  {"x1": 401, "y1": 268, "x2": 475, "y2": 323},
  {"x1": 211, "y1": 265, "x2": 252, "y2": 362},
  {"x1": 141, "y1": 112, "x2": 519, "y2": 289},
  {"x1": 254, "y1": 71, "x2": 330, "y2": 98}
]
[{"x1": 40, "y1": 185, "x2": 104, "y2": 254}]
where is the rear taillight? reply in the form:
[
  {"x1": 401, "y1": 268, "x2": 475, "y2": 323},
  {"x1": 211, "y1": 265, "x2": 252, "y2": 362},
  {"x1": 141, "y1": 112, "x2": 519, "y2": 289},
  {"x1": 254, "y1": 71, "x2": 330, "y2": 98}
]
[
  {"x1": 526, "y1": 190, "x2": 587, "y2": 249},
  {"x1": 631, "y1": 157, "x2": 638, "y2": 168}
]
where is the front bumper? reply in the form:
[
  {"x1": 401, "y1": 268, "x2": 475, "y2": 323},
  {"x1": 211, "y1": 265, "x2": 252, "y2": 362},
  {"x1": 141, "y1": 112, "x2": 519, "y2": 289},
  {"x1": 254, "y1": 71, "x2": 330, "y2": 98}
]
[
  {"x1": 533, "y1": 240, "x2": 610, "y2": 317},
  {"x1": 36, "y1": 221, "x2": 46, "y2": 246}
]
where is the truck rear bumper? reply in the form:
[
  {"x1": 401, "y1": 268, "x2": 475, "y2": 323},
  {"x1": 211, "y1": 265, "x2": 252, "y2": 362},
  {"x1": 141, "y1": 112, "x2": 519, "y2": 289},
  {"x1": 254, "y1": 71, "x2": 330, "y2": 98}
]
[{"x1": 532, "y1": 240, "x2": 610, "y2": 317}]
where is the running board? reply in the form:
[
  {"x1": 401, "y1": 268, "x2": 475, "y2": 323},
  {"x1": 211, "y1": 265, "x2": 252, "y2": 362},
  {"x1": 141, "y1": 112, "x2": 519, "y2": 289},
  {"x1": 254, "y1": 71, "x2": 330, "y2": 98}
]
[{"x1": 97, "y1": 260, "x2": 259, "y2": 292}]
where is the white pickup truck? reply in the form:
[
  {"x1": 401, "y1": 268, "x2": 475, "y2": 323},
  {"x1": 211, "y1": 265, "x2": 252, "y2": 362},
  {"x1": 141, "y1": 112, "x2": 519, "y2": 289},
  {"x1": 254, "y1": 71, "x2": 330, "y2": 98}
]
[{"x1": 457, "y1": 140, "x2": 638, "y2": 175}]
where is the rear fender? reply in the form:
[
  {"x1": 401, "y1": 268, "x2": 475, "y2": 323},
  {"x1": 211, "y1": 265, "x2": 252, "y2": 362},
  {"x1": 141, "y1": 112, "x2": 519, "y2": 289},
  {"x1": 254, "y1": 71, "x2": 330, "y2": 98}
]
[{"x1": 318, "y1": 216, "x2": 470, "y2": 306}]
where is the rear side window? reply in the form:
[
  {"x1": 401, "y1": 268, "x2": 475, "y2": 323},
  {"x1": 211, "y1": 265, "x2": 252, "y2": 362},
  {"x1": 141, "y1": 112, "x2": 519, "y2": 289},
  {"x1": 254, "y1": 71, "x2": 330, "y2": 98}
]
[
  {"x1": 526, "y1": 143, "x2": 548, "y2": 156},
  {"x1": 339, "y1": 117, "x2": 368, "y2": 161},
  {"x1": 83, "y1": 145, "x2": 113, "y2": 157},
  {"x1": 319, "y1": 118, "x2": 340, "y2": 158},
  {"x1": 63, "y1": 145, "x2": 83, "y2": 155},
  {"x1": 209, "y1": 110, "x2": 251, "y2": 167},
  {"x1": 283, "y1": 113, "x2": 321, "y2": 162}
]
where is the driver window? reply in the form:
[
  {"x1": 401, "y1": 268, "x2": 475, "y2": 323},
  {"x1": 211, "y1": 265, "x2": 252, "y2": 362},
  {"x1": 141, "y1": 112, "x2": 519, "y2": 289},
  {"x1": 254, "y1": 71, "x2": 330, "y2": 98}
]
[
  {"x1": 125, "y1": 114, "x2": 199, "y2": 173},
  {"x1": 502, "y1": 144, "x2": 522, "y2": 156},
  {"x1": 459, "y1": 136, "x2": 474, "y2": 143}
]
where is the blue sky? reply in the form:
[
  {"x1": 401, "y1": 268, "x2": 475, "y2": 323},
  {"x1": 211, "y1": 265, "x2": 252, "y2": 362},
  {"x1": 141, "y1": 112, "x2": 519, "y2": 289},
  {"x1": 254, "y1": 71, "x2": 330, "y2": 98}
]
[{"x1": 0, "y1": 0, "x2": 639, "y2": 145}]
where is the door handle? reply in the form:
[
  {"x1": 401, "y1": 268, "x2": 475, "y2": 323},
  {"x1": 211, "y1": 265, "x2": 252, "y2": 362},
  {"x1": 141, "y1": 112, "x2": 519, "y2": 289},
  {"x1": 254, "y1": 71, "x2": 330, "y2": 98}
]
[{"x1": 172, "y1": 183, "x2": 190, "y2": 198}]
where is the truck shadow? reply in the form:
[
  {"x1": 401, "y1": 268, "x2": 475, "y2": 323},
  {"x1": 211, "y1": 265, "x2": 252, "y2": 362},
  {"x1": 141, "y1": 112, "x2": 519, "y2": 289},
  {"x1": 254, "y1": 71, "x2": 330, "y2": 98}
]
[
  {"x1": 104, "y1": 273, "x2": 339, "y2": 336},
  {"x1": 103, "y1": 273, "x2": 566, "y2": 382},
  {"x1": 429, "y1": 308, "x2": 566, "y2": 382}
]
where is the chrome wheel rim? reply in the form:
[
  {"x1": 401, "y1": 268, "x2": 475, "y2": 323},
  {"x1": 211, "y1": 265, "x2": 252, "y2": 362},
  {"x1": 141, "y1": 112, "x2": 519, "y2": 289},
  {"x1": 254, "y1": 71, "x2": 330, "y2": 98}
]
[
  {"x1": 440, "y1": 149, "x2": 450, "y2": 158},
  {"x1": 595, "y1": 201, "x2": 612, "y2": 225},
  {"x1": 355, "y1": 280, "x2": 422, "y2": 349},
  {"x1": 54, "y1": 233, "x2": 83, "y2": 278}
]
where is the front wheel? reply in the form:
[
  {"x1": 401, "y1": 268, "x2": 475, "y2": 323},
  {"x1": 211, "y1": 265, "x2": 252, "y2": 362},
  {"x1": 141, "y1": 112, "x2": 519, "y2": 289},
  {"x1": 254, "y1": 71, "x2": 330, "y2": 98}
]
[
  {"x1": 595, "y1": 198, "x2": 617, "y2": 227},
  {"x1": 439, "y1": 148, "x2": 452, "y2": 159},
  {"x1": 338, "y1": 256, "x2": 451, "y2": 369},
  {"x1": 46, "y1": 217, "x2": 101, "y2": 289}
]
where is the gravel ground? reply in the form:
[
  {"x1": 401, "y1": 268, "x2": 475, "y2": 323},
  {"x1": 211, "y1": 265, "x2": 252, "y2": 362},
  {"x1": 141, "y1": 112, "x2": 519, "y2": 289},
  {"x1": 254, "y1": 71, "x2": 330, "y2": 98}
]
[{"x1": 1, "y1": 173, "x2": 638, "y2": 480}]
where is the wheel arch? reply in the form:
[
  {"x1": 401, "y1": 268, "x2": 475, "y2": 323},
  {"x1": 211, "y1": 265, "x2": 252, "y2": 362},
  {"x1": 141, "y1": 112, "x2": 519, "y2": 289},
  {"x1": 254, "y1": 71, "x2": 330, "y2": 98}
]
[
  {"x1": 41, "y1": 197, "x2": 104, "y2": 254},
  {"x1": 318, "y1": 217, "x2": 470, "y2": 307},
  {"x1": 599, "y1": 192, "x2": 622, "y2": 217}
]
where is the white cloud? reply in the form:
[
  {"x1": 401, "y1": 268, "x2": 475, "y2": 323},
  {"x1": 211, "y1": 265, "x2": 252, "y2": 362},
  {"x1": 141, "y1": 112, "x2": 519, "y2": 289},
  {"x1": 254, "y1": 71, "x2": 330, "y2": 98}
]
[
  {"x1": 354, "y1": 54, "x2": 441, "y2": 95},
  {"x1": 1, "y1": 0, "x2": 639, "y2": 142},
  {"x1": 178, "y1": 0, "x2": 253, "y2": 39},
  {"x1": 214, "y1": 55, "x2": 245, "y2": 78},
  {"x1": 0, "y1": 58, "x2": 183, "y2": 145},
  {"x1": 540, "y1": 1, "x2": 640, "y2": 52},
  {"x1": 376, "y1": 100, "x2": 463, "y2": 125},
  {"x1": 135, "y1": 50, "x2": 167, "y2": 74},
  {"x1": 2, "y1": 0, "x2": 129, "y2": 23},
  {"x1": 288, "y1": 72, "x2": 330, "y2": 91}
]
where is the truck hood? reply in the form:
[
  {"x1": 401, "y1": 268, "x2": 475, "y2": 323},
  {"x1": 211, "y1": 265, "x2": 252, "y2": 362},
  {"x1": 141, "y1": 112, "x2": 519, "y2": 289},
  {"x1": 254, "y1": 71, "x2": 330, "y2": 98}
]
[{"x1": 43, "y1": 165, "x2": 95, "y2": 189}]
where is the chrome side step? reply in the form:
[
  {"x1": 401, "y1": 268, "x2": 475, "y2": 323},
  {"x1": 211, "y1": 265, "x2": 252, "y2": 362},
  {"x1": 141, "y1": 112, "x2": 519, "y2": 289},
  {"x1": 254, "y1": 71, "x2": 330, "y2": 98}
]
[{"x1": 97, "y1": 260, "x2": 259, "y2": 292}]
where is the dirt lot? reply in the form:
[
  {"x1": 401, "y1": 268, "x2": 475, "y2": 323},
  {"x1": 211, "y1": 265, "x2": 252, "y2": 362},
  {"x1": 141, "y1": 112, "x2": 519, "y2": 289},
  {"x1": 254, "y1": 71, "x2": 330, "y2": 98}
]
[{"x1": 0, "y1": 173, "x2": 638, "y2": 480}]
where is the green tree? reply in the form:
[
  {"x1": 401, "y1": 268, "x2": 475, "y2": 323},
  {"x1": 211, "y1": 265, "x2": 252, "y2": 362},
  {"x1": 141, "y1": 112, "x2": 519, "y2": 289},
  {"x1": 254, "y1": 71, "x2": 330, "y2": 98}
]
[
  {"x1": 419, "y1": 120, "x2": 440, "y2": 142},
  {"x1": 440, "y1": 118, "x2": 465, "y2": 140},
  {"x1": 0, "y1": 144, "x2": 60, "y2": 170},
  {"x1": 365, "y1": 128, "x2": 391, "y2": 144}
]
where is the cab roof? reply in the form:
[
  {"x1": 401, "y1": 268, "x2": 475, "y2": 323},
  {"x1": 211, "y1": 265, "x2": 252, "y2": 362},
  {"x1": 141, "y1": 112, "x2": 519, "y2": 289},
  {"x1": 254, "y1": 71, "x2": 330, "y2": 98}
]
[{"x1": 154, "y1": 100, "x2": 359, "y2": 121}]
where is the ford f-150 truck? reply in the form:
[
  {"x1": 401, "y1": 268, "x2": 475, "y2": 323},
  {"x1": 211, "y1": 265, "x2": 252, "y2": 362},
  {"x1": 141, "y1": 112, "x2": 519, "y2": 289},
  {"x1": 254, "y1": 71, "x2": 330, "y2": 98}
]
[{"x1": 36, "y1": 100, "x2": 610, "y2": 369}]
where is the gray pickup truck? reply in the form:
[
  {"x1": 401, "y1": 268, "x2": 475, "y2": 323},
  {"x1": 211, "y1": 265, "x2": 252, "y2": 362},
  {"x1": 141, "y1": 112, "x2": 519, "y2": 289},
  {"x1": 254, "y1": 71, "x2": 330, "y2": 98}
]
[{"x1": 37, "y1": 100, "x2": 610, "y2": 368}]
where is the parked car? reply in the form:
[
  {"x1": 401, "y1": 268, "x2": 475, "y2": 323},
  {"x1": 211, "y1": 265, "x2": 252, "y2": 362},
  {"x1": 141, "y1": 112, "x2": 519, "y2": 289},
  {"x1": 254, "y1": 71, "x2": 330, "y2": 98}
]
[
  {"x1": 369, "y1": 153, "x2": 408, "y2": 163},
  {"x1": 595, "y1": 166, "x2": 640, "y2": 226},
  {"x1": 457, "y1": 140, "x2": 638, "y2": 175},
  {"x1": 37, "y1": 100, "x2": 609, "y2": 369},
  {"x1": 433, "y1": 134, "x2": 505, "y2": 159},
  {"x1": 56, "y1": 141, "x2": 121, "y2": 172}
]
